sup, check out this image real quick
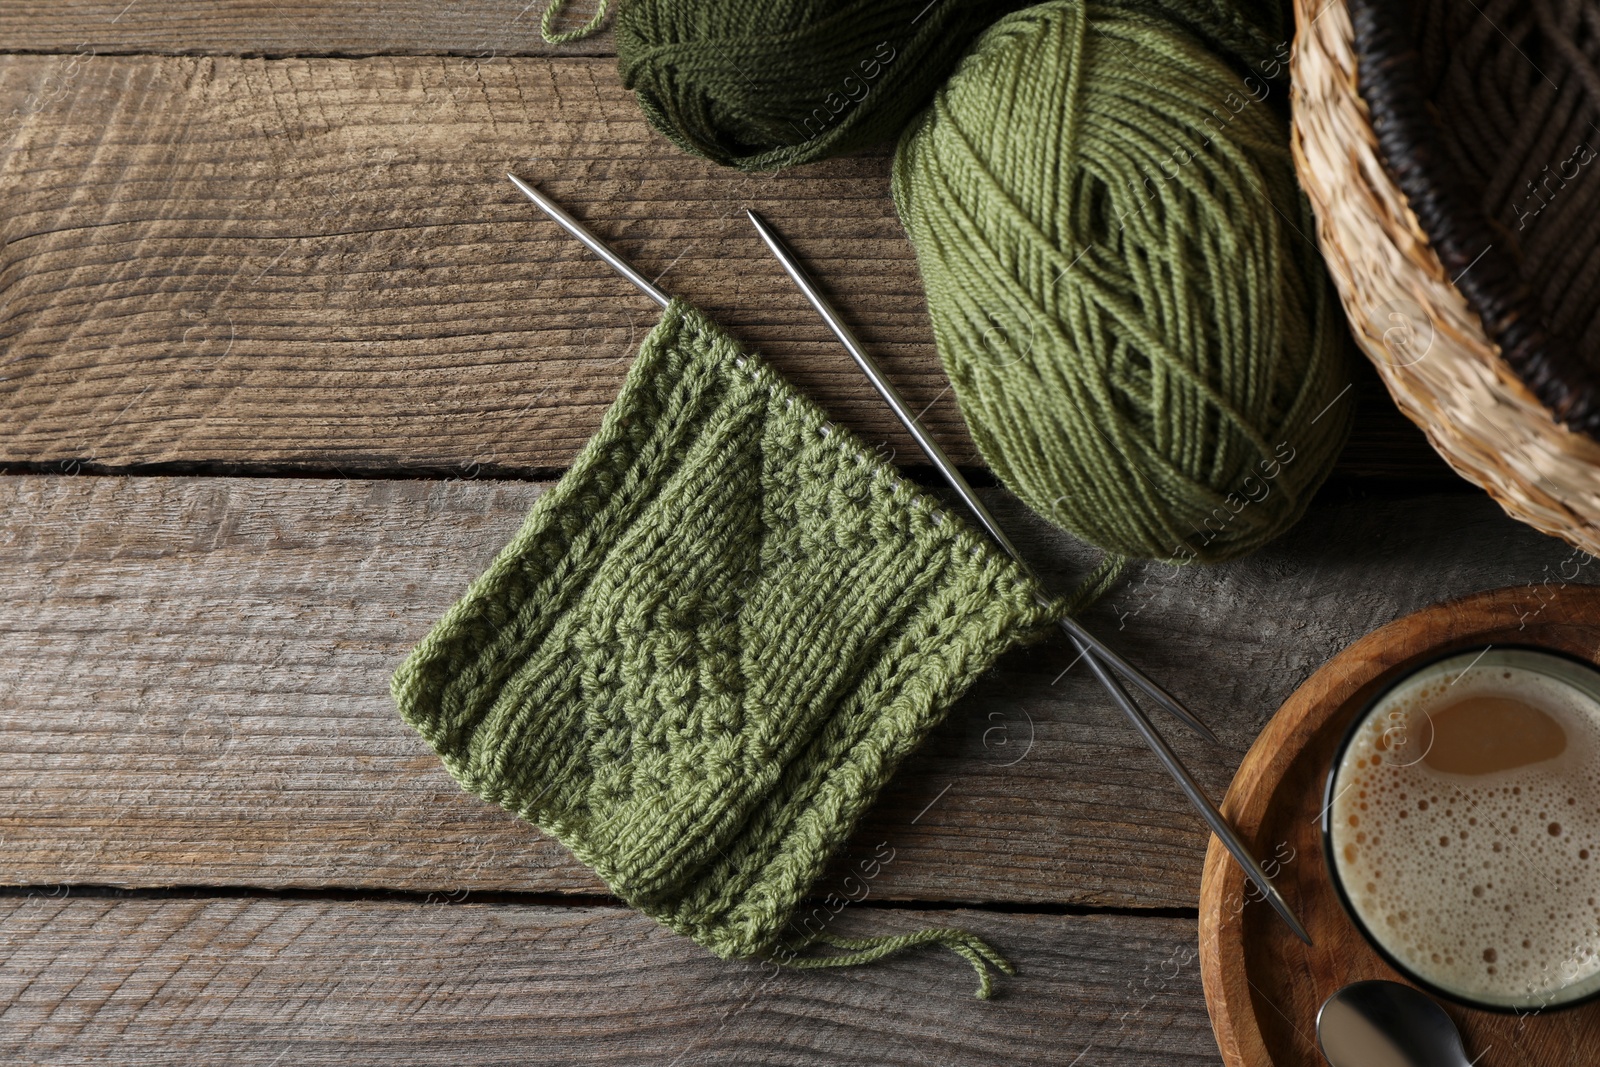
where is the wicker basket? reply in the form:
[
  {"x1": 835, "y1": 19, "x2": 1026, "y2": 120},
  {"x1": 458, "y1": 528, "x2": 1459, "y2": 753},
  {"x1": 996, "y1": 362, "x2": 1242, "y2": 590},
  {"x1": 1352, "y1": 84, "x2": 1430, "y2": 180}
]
[{"x1": 1292, "y1": 0, "x2": 1600, "y2": 554}]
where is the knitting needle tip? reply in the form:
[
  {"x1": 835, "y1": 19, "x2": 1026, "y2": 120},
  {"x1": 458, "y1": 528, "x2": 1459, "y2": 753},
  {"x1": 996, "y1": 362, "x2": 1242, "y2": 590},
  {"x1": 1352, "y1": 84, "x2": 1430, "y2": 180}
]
[
  {"x1": 1261, "y1": 878, "x2": 1315, "y2": 945},
  {"x1": 507, "y1": 173, "x2": 671, "y2": 309}
]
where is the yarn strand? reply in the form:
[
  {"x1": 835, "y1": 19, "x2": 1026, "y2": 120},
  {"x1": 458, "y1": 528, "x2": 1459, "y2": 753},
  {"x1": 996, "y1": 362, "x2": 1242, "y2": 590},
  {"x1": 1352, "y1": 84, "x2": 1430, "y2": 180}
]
[
  {"x1": 540, "y1": 0, "x2": 612, "y2": 45},
  {"x1": 779, "y1": 928, "x2": 1018, "y2": 1000}
]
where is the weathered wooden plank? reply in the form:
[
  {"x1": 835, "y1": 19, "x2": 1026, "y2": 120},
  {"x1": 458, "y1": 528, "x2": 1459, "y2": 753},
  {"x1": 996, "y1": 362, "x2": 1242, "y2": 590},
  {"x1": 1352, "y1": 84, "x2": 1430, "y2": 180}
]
[
  {"x1": 0, "y1": 1, "x2": 617, "y2": 57},
  {"x1": 0, "y1": 898, "x2": 1217, "y2": 1066},
  {"x1": 0, "y1": 52, "x2": 1448, "y2": 482},
  {"x1": 0, "y1": 474, "x2": 1582, "y2": 905}
]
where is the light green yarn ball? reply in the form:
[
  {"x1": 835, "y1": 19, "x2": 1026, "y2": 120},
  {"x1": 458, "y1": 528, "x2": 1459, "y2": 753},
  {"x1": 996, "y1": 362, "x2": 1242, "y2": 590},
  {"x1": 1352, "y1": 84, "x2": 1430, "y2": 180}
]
[{"x1": 893, "y1": 0, "x2": 1351, "y2": 564}]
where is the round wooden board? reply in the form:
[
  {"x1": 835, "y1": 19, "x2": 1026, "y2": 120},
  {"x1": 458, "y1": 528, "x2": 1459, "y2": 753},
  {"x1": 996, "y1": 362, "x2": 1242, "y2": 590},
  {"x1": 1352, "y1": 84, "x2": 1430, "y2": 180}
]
[{"x1": 1199, "y1": 583, "x2": 1600, "y2": 1065}]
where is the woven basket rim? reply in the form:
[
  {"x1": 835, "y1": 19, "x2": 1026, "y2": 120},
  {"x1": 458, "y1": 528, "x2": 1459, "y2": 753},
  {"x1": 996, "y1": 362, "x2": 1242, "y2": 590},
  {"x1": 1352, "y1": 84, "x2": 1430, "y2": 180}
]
[
  {"x1": 1347, "y1": 0, "x2": 1600, "y2": 436},
  {"x1": 1292, "y1": 0, "x2": 1600, "y2": 563}
]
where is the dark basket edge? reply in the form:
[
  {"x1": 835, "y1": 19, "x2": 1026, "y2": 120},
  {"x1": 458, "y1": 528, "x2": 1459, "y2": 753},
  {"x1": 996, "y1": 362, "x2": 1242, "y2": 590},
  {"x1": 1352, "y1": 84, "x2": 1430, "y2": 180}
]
[{"x1": 1346, "y1": 0, "x2": 1600, "y2": 436}]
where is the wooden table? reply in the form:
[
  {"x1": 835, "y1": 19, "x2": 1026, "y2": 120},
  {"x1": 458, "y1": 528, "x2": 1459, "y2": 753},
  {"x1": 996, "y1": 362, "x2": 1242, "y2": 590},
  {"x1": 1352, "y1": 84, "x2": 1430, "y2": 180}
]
[{"x1": 0, "y1": 6, "x2": 1580, "y2": 1063}]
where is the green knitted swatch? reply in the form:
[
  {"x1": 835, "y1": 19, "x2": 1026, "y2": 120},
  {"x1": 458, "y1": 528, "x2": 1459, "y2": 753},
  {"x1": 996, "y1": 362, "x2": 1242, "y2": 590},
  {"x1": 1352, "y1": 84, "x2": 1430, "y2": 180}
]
[{"x1": 392, "y1": 299, "x2": 1055, "y2": 994}]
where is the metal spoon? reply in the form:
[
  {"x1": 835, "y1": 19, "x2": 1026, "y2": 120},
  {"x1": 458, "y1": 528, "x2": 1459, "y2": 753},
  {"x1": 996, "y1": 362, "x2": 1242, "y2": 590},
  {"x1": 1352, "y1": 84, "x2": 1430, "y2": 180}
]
[{"x1": 1317, "y1": 981, "x2": 1471, "y2": 1067}]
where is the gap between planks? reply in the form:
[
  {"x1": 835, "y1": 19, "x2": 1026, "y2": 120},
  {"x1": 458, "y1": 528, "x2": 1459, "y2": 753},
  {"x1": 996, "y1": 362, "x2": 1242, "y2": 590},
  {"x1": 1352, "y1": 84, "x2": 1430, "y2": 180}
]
[
  {"x1": 0, "y1": 473, "x2": 1583, "y2": 908},
  {"x1": 0, "y1": 899, "x2": 1221, "y2": 1066},
  {"x1": 0, "y1": 51, "x2": 1451, "y2": 482}
]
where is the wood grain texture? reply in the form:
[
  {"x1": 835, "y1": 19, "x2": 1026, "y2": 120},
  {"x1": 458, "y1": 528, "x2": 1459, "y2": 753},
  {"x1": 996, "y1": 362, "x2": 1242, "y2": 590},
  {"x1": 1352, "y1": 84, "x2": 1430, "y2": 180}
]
[
  {"x1": 0, "y1": 473, "x2": 1581, "y2": 905},
  {"x1": 0, "y1": 897, "x2": 1219, "y2": 1066},
  {"x1": 0, "y1": 52, "x2": 1449, "y2": 482},
  {"x1": 1200, "y1": 586, "x2": 1600, "y2": 1067},
  {"x1": 0, "y1": 1, "x2": 617, "y2": 57},
  {"x1": 0, "y1": 23, "x2": 1504, "y2": 1062}
]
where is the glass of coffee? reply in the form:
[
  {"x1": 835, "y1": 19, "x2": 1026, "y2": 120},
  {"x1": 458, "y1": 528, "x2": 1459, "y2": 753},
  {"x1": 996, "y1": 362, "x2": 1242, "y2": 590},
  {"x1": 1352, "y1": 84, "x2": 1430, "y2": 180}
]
[{"x1": 1324, "y1": 646, "x2": 1600, "y2": 1011}]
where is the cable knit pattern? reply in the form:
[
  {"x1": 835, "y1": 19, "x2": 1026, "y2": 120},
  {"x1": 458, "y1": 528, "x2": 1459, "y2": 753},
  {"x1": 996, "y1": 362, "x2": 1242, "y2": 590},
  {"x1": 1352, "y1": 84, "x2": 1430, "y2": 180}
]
[{"x1": 391, "y1": 299, "x2": 1054, "y2": 968}]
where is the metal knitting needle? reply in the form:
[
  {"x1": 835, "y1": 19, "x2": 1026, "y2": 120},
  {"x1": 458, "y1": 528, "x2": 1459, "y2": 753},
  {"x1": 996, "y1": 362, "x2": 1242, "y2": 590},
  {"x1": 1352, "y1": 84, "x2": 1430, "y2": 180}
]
[
  {"x1": 509, "y1": 174, "x2": 672, "y2": 309},
  {"x1": 506, "y1": 173, "x2": 1309, "y2": 943},
  {"x1": 744, "y1": 211, "x2": 1212, "y2": 743},
  {"x1": 511, "y1": 174, "x2": 1201, "y2": 734},
  {"x1": 746, "y1": 210, "x2": 1312, "y2": 946},
  {"x1": 512, "y1": 171, "x2": 1195, "y2": 731},
  {"x1": 513, "y1": 171, "x2": 1205, "y2": 731}
]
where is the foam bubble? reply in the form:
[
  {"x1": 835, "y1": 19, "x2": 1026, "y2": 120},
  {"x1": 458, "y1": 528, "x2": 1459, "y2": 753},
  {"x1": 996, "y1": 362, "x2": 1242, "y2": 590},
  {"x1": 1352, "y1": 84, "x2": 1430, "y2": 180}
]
[{"x1": 1331, "y1": 652, "x2": 1600, "y2": 1007}]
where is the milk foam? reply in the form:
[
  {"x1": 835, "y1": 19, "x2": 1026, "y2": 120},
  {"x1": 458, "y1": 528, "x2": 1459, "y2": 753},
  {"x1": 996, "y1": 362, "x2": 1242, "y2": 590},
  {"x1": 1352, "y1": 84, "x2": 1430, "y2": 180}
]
[{"x1": 1331, "y1": 654, "x2": 1600, "y2": 1007}]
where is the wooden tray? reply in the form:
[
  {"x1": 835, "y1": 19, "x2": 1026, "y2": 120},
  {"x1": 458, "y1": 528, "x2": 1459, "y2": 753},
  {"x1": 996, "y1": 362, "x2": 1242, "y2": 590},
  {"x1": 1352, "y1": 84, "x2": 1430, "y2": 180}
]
[{"x1": 1200, "y1": 584, "x2": 1600, "y2": 1065}]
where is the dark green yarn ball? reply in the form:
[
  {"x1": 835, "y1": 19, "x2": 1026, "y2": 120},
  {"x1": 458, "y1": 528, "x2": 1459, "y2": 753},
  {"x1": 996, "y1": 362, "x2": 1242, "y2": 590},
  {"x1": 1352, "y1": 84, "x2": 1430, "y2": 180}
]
[
  {"x1": 1120, "y1": 0, "x2": 1293, "y2": 76},
  {"x1": 893, "y1": 0, "x2": 1352, "y2": 564},
  {"x1": 615, "y1": 0, "x2": 1023, "y2": 171}
]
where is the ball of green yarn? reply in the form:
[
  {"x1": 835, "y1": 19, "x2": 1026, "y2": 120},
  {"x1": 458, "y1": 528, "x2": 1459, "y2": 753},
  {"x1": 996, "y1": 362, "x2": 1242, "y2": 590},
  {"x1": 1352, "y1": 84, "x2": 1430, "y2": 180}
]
[
  {"x1": 615, "y1": 0, "x2": 1024, "y2": 171},
  {"x1": 892, "y1": 0, "x2": 1352, "y2": 565}
]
